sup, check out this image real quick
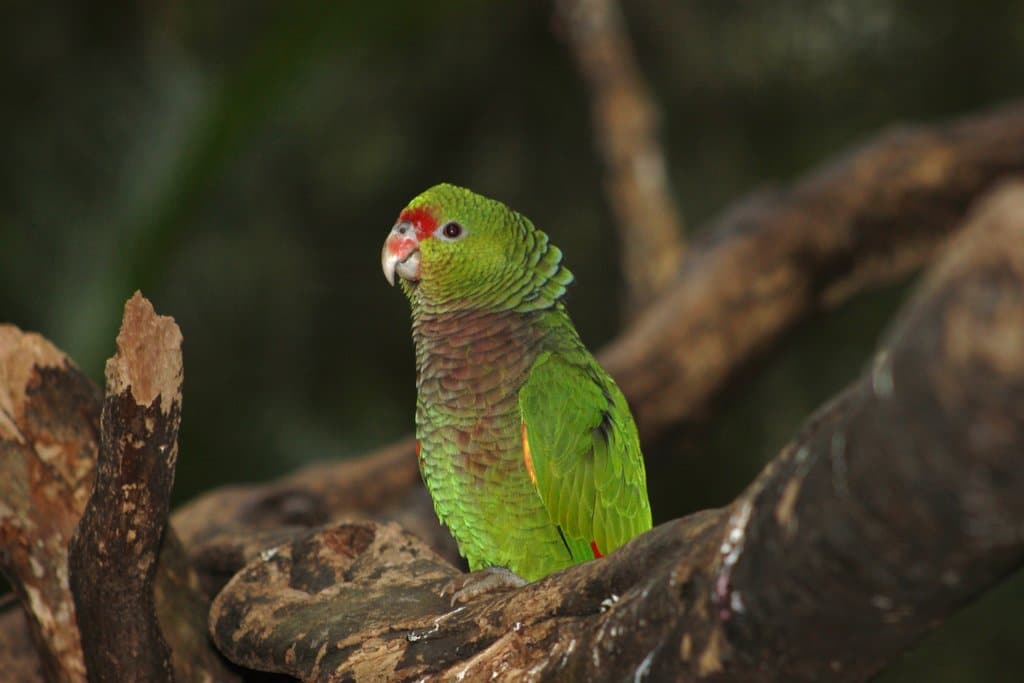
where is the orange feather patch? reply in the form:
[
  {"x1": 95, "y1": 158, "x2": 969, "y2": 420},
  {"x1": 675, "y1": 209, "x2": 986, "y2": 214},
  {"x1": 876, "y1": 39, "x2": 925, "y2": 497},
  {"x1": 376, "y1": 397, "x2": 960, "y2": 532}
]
[
  {"x1": 521, "y1": 422, "x2": 537, "y2": 486},
  {"x1": 522, "y1": 423, "x2": 601, "y2": 559}
]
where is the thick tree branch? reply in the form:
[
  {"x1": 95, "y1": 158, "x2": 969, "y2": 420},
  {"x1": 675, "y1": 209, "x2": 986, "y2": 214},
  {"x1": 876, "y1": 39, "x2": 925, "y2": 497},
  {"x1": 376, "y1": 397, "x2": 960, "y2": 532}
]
[
  {"x1": 711, "y1": 179, "x2": 1024, "y2": 679},
  {"x1": 172, "y1": 437, "x2": 460, "y2": 598},
  {"x1": 209, "y1": 180, "x2": 1024, "y2": 681},
  {"x1": 0, "y1": 326, "x2": 96, "y2": 683},
  {"x1": 602, "y1": 99, "x2": 1024, "y2": 435},
  {"x1": 68, "y1": 293, "x2": 183, "y2": 682},
  {"x1": 555, "y1": 0, "x2": 686, "y2": 309}
]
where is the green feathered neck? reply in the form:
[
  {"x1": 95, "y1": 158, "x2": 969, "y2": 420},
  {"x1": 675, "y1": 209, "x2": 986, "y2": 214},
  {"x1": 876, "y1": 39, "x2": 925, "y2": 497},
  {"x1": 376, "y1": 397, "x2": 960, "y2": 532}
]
[{"x1": 401, "y1": 211, "x2": 575, "y2": 316}]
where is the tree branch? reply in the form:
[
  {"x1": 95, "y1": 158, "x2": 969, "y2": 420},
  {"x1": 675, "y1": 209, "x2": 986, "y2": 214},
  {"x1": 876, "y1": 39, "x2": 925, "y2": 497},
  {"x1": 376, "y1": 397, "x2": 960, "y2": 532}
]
[
  {"x1": 0, "y1": 326, "x2": 96, "y2": 683},
  {"x1": 602, "y1": 100, "x2": 1024, "y2": 435},
  {"x1": 712, "y1": 179, "x2": 1024, "y2": 680},
  {"x1": 555, "y1": 0, "x2": 686, "y2": 310},
  {"x1": 68, "y1": 292, "x2": 183, "y2": 682},
  {"x1": 208, "y1": 180, "x2": 1024, "y2": 681},
  {"x1": 171, "y1": 437, "x2": 461, "y2": 598},
  {"x1": 0, "y1": 294, "x2": 239, "y2": 683}
]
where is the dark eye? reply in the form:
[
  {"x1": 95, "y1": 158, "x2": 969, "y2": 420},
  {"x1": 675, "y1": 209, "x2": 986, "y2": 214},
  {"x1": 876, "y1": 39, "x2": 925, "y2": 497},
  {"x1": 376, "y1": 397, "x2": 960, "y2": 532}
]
[{"x1": 442, "y1": 222, "x2": 463, "y2": 239}]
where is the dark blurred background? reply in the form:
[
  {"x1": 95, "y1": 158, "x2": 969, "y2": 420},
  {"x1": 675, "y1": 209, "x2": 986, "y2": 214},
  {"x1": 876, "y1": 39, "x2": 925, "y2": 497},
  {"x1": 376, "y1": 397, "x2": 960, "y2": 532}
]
[{"x1": 2, "y1": 1, "x2": 1022, "y2": 680}]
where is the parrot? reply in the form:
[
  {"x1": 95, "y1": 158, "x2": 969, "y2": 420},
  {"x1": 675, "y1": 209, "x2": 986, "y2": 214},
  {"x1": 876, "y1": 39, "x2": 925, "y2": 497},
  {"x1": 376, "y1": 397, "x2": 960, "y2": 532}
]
[{"x1": 381, "y1": 183, "x2": 652, "y2": 597}]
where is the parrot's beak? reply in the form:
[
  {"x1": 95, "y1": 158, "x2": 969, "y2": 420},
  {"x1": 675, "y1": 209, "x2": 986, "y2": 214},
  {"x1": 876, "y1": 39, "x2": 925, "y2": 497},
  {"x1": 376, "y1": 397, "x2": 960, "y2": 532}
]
[{"x1": 382, "y1": 221, "x2": 421, "y2": 286}]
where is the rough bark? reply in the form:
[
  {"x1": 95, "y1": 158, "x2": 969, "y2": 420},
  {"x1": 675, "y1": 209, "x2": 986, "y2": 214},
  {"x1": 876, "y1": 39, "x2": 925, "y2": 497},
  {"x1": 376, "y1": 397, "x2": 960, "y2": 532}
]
[
  {"x1": 0, "y1": 601, "x2": 47, "y2": 683},
  {"x1": 152, "y1": 531, "x2": 250, "y2": 683},
  {"x1": 555, "y1": 0, "x2": 687, "y2": 310},
  {"x1": 0, "y1": 294, "x2": 239, "y2": 683},
  {"x1": 171, "y1": 100, "x2": 1024, "y2": 555},
  {"x1": 172, "y1": 438, "x2": 461, "y2": 599},
  {"x1": 67, "y1": 293, "x2": 182, "y2": 682},
  {"x1": 0, "y1": 325, "x2": 97, "y2": 683},
  {"x1": 208, "y1": 181, "x2": 1024, "y2": 682}
]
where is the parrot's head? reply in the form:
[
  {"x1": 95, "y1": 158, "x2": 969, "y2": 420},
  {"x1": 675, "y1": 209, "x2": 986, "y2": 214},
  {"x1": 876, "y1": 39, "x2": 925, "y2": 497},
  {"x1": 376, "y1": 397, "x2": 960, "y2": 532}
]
[{"x1": 382, "y1": 183, "x2": 573, "y2": 312}]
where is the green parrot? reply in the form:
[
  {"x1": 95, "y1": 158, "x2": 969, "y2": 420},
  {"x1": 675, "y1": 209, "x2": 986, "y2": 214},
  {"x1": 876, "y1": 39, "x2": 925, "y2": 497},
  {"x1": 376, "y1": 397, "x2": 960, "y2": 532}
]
[{"x1": 382, "y1": 183, "x2": 652, "y2": 591}]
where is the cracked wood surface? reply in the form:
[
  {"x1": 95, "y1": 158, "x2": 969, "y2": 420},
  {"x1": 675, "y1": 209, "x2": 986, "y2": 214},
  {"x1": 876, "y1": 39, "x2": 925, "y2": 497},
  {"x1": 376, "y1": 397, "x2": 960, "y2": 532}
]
[
  {"x1": 207, "y1": 182, "x2": 1024, "y2": 681},
  {"x1": 172, "y1": 439, "x2": 461, "y2": 600},
  {"x1": 0, "y1": 325, "x2": 96, "y2": 683}
]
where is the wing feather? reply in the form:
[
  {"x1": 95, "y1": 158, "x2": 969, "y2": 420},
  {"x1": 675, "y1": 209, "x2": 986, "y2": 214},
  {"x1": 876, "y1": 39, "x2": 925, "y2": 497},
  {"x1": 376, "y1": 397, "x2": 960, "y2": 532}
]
[{"x1": 519, "y1": 352, "x2": 652, "y2": 559}]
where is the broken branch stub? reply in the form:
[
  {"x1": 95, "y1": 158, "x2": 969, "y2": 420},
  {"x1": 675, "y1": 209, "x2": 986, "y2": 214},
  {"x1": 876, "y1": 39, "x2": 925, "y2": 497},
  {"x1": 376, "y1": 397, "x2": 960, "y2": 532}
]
[
  {"x1": 0, "y1": 294, "x2": 240, "y2": 682},
  {"x1": 209, "y1": 182, "x2": 1024, "y2": 681},
  {"x1": 68, "y1": 292, "x2": 183, "y2": 683}
]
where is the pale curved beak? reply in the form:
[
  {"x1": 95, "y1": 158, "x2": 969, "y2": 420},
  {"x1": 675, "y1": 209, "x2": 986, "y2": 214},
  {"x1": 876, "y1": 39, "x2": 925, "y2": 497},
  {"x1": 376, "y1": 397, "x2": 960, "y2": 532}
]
[{"x1": 382, "y1": 221, "x2": 421, "y2": 286}]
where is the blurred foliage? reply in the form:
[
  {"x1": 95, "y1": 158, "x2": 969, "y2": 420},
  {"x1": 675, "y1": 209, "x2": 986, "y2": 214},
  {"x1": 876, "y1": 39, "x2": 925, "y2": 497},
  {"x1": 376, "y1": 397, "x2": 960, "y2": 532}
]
[{"x1": 1, "y1": 1, "x2": 1022, "y2": 680}]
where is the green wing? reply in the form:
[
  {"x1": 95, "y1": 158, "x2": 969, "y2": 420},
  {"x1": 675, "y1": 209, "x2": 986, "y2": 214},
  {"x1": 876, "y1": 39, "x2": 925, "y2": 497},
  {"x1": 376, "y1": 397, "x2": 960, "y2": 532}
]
[{"x1": 518, "y1": 351, "x2": 652, "y2": 559}]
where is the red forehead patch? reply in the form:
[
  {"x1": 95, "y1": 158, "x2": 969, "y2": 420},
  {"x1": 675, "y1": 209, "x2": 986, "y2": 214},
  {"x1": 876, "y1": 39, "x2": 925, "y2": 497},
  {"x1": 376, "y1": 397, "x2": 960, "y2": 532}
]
[{"x1": 398, "y1": 206, "x2": 438, "y2": 241}]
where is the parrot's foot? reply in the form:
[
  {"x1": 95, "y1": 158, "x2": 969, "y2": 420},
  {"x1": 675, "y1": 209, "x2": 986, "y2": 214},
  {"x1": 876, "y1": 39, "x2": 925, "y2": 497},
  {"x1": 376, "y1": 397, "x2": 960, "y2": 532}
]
[{"x1": 441, "y1": 566, "x2": 527, "y2": 605}]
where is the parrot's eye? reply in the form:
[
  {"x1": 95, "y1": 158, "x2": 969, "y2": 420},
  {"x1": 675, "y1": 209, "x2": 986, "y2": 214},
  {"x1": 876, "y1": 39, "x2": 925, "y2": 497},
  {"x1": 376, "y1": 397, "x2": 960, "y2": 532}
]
[{"x1": 440, "y1": 222, "x2": 464, "y2": 240}]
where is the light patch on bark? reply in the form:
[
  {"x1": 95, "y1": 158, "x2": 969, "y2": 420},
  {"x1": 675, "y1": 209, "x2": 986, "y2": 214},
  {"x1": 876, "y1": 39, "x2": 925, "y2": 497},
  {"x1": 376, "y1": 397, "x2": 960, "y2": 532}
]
[
  {"x1": 697, "y1": 628, "x2": 724, "y2": 676},
  {"x1": 775, "y1": 479, "x2": 801, "y2": 533},
  {"x1": 716, "y1": 502, "x2": 752, "y2": 590},
  {"x1": 946, "y1": 295, "x2": 1024, "y2": 378},
  {"x1": 0, "y1": 408, "x2": 24, "y2": 443},
  {"x1": 0, "y1": 326, "x2": 68, "y2": 442},
  {"x1": 633, "y1": 646, "x2": 657, "y2": 681},
  {"x1": 104, "y1": 292, "x2": 183, "y2": 415}
]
